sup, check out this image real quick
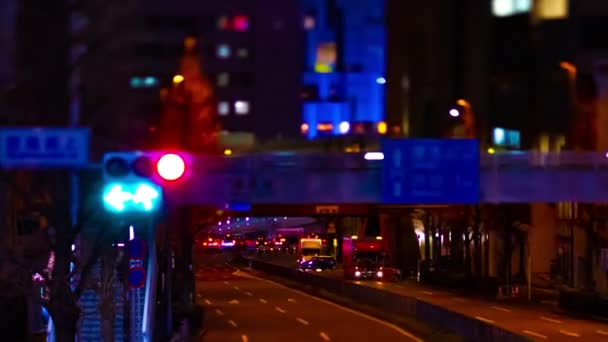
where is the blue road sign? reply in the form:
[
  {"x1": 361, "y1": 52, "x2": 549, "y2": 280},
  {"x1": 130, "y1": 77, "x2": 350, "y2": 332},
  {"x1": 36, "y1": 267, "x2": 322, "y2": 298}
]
[
  {"x1": 128, "y1": 266, "x2": 146, "y2": 289},
  {"x1": 0, "y1": 128, "x2": 89, "y2": 168},
  {"x1": 128, "y1": 238, "x2": 147, "y2": 260},
  {"x1": 382, "y1": 139, "x2": 480, "y2": 204}
]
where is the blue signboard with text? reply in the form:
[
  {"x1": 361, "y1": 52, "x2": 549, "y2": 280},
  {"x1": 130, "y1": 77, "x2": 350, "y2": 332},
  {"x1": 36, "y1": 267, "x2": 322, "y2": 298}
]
[
  {"x1": 0, "y1": 128, "x2": 89, "y2": 168},
  {"x1": 382, "y1": 139, "x2": 480, "y2": 204}
]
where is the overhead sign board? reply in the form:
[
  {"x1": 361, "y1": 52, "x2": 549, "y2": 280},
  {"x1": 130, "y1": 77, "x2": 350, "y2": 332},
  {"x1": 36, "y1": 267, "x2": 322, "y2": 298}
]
[
  {"x1": 382, "y1": 139, "x2": 480, "y2": 205},
  {"x1": 0, "y1": 128, "x2": 89, "y2": 168}
]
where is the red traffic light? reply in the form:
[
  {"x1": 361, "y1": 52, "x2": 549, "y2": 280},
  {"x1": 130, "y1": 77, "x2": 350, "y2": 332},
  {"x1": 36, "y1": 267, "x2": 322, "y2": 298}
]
[{"x1": 156, "y1": 153, "x2": 186, "y2": 181}]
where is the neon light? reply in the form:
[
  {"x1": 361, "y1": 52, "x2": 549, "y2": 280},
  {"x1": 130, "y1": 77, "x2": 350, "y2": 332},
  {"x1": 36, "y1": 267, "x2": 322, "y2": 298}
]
[
  {"x1": 364, "y1": 152, "x2": 384, "y2": 161},
  {"x1": 129, "y1": 225, "x2": 135, "y2": 240}
]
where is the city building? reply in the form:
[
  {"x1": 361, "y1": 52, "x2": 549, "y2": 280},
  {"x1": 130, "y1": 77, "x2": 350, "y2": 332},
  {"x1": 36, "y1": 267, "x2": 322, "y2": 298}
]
[
  {"x1": 0, "y1": 0, "x2": 15, "y2": 92},
  {"x1": 386, "y1": 0, "x2": 575, "y2": 150},
  {"x1": 125, "y1": 0, "x2": 302, "y2": 146},
  {"x1": 387, "y1": 0, "x2": 608, "y2": 295},
  {"x1": 300, "y1": 0, "x2": 386, "y2": 140}
]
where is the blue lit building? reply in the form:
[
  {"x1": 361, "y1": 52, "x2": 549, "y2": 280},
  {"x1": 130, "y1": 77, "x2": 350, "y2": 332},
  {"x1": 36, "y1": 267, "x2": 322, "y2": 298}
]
[{"x1": 300, "y1": 0, "x2": 386, "y2": 139}]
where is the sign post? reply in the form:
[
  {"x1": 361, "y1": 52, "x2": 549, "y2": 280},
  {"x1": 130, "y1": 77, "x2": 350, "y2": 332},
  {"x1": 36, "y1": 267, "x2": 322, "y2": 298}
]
[
  {"x1": 0, "y1": 128, "x2": 90, "y2": 168},
  {"x1": 382, "y1": 138, "x2": 480, "y2": 204}
]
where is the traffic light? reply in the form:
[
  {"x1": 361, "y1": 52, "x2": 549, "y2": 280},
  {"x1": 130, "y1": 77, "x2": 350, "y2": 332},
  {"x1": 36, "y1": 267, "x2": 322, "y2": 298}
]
[{"x1": 102, "y1": 152, "x2": 188, "y2": 213}]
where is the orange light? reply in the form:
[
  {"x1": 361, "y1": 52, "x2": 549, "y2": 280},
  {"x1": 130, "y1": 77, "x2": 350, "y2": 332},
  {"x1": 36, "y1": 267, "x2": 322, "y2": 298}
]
[
  {"x1": 456, "y1": 99, "x2": 471, "y2": 108},
  {"x1": 317, "y1": 123, "x2": 333, "y2": 131},
  {"x1": 560, "y1": 61, "x2": 576, "y2": 74},
  {"x1": 157, "y1": 153, "x2": 186, "y2": 181},
  {"x1": 173, "y1": 74, "x2": 184, "y2": 84},
  {"x1": 224, "y1": 149, "x2": 233, "y2": 156},
  {"x1": 301, "y1": 123, "x2": 309, "y2": 134},
  {"x1": 377, "y1": 121, "x2": 387, "y2": 134},
  {"x1": 203, "y1": 242, "x2": 208, "y2": 246}
]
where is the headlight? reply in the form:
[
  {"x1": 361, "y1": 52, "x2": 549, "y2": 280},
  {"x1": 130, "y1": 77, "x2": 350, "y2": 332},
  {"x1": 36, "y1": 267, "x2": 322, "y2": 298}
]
[
  {"x1": 355, "y1": 271, "x2": 361, "y2": 277},
  {"x1": 376, "y1": 271, "x2": 383, "y2": 278}
]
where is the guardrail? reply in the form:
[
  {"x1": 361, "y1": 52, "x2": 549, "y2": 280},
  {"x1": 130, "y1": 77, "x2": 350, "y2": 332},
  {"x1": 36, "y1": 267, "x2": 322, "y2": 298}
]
[{"x1": 242, "y1": 257, "x2": 529, "y2": 342}]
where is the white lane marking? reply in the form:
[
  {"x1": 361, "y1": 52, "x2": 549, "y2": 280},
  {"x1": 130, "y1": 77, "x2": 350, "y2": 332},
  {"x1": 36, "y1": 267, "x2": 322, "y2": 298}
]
[
  {"x1": 241, "y1": 335, "x2": 249, "y2": 342},
  {"x1": 234, "y1": 269, "x2": 423, "y2": 342},
  {"x1": 288, "y1": 298, "x2": 296, "y2": 302},
  {"x1": 491, "y1": 306, "x2": 512, "y2": 313},
  {"x1": 475, "y1": 316, "x2": 495, "y2": 324},
  {"x1": 259, "y1": 298, "x2": 268, "y2": 304},
  {"x1": 320, "y1": 332, "x2": 331, "y2": 341},
  {"x1": 275, "y1": 306, "x2": 287, "y2": 314},
  {"x1": 224, "y1": 281, "x2": 230, "y2": 285},
  {"x1": 215, "y1": 309, "x2": 224, "y2": 316},
  {"x1": 204, "y1": 299, "x2": 212, "y2": 305},
  {"x1": 234, "y1": 286, "x2": 240, "y2": 291},
  {"x1": 296, "y1": 317, "x2": 309, "y2": 325},
  {"x1": 540, "y1": 316, "x2": 562, "y2": 324},
  {"x1": 422, "y1": 291, "x2": 433, "y2": 295},
  {"x1": 559, "y1": 330, "x2": 580, "y2": 337},
  {"x1": 597, "y1": 330, "x2": 608, "y2": 336},
  {"x1": 522, "y1": 330, "x2": 548, "y2": 339},
  {"x1": 229, "y1": 299, "x2": 240, "y2": 304},
  {"x1": 245, "y1": 291, "x2": 253, "y2": 296},
  {"x1": 228, "y1": 320, "x2": 238, "y2": 328}
]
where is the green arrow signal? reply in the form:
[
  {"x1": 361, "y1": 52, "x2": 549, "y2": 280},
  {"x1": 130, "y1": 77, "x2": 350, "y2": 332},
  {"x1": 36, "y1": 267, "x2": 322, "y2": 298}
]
[{"x1": 103, "y1": 182, "x2": 161, "y2": 213}]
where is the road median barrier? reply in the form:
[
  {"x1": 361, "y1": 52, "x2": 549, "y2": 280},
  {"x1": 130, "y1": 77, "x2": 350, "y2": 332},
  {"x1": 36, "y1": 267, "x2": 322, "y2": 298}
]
[{"x1": 239, "y1": 256, "x2": 531, "y2": 342}]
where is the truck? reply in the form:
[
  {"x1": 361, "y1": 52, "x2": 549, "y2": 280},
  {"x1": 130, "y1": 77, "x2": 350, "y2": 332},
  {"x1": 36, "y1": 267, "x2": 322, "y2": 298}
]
[
  {"x1": 342, "y1": 235, "x2": 400, "y2": 281},
  {"x1": 297, "y1": 238, "x2": 323, "y2": 264}
]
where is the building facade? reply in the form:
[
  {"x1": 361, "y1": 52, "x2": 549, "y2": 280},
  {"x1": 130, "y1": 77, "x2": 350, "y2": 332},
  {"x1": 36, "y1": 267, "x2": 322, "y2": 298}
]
[
  {"x1": 124, "y1": 0, "x2": 302, "y2": 146},
  {"x1": 300, "y1": 0, "x2": 386, "y2": 139}
]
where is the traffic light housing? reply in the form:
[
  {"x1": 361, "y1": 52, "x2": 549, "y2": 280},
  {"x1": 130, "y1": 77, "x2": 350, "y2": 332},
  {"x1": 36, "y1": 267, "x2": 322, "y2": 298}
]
[{"x1": 102, "y1": 151, "x2": 189, "y2": 213}]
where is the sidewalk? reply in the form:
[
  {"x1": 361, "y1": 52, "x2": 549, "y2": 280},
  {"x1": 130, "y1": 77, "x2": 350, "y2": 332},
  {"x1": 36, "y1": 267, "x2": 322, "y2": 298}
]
[{"x1": 252, "y1": 254, "x2": 608, "y2": 341}]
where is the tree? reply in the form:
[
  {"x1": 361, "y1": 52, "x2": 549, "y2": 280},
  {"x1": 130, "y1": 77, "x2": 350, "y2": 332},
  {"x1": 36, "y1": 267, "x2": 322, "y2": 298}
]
[{"x1": 7, "y1": 0, "x2": 142, "y2": 340}]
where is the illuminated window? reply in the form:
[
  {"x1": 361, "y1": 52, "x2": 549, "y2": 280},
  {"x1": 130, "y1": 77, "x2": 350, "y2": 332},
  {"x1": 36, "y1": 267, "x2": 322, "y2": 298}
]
[
  {"x1": 130, "y1": 76, "x2": 159, "y2": 88},
  {"x1": 216, "y1": 44, "x2": 231, "y2": 58},
  {"x1": 232, "y1": 15, "x2": 249, "y2": 31},
  {"x1": 303, "y1": 15, "x2": 315, "y2": 30},
  {"x1": 217, "y1": 73, "x2": 229, "y2": 87},
  {"x1": 218, "y1": 102, "x2": 230, "y2": 116},
  {"x1": 217, "y1": 16, "x2": 229, "y2": 30},
  {"x1": 234, "y1": 101, "x2": 250, "y2": 115},
  {"x1": 492, "y1": 0, "x2": 530, "y2": 17},
  {"x1": 237, "y1": 48, "x2": 249, "y2": 58},
  {"x1": 534, "y1": 0, "x2": 568, "y2": 19},
  {"x1": 315, "y1": 42, "x2": 337, "y2": 73}
]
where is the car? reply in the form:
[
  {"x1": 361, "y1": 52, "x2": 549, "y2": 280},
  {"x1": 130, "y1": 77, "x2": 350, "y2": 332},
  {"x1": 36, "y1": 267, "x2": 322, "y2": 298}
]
[{"x1": 299, "y1": 256, "x2": 336, "y2": 272}]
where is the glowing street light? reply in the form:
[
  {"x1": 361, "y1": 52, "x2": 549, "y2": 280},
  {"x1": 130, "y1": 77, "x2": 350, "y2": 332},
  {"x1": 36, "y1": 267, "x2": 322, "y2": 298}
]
[
  {"x1": 449, "y1": 108, "x2": 460, "y2": 117},
  {"x1": 172, "y1": 74, "x2": 185, "y2": 84}
]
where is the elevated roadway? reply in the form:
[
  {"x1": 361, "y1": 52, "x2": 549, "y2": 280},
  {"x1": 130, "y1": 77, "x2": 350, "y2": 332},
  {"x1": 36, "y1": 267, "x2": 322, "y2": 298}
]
[{"x1": 165, "y1": 151, "x2": 608, "y2": 209}]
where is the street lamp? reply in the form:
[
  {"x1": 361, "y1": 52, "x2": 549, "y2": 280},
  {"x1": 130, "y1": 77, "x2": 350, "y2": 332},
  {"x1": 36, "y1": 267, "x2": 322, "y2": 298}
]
[
  {"x1": 449, "y1": 108, "x2": 460, "y2": 117},
  {"x1": 172, "y1": 74, "x2": 185, "y2": 84}
]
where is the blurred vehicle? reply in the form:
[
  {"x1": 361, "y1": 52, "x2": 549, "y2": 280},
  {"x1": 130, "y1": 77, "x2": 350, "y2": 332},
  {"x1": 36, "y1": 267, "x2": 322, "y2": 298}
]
[
  {"x1": 343, "y1": 235, "x2": 401, "y2": 281},
  {"x1": 221, "y1": 234, "x2": 236, "y2": 249},
  {"x1": 200, "y1": 237, "x2": 221, "y2": 252},
  {"x1": 299, "y1": 256, "x2": 336, "y2": 272},
  {"x1": 297, "y1": 237, "x2": 322, "y2": 263}
]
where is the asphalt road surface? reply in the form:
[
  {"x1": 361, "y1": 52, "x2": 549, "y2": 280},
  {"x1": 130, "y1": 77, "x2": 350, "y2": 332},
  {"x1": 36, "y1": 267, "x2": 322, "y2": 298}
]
[
  {"x1": 253, "y1": 253, "x2": 608, "y2": 341},
  {"x1": 194, "y1": 251, "x2": 423, "y2": 342}
]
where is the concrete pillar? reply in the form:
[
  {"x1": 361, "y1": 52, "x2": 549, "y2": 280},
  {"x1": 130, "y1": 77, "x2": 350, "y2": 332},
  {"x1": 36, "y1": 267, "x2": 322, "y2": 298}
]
[{"x1": 529, "y1": 203, "x2": 557, "y2": 281}]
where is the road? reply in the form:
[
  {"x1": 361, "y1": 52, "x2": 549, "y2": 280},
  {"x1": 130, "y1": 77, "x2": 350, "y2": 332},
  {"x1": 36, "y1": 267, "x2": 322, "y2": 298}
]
[
  {"x1": 194, "y1": 251, "x2": 422, "y2": 342},
  {"x1": 252, "y1": 253, "x2": 608, "y2": 341}
]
